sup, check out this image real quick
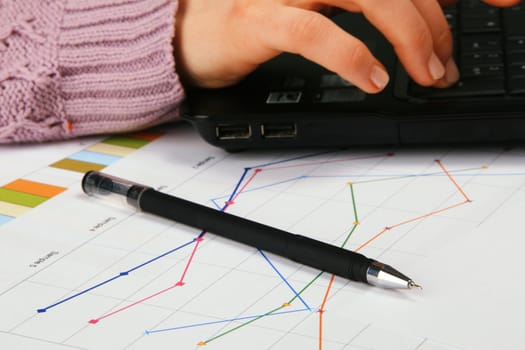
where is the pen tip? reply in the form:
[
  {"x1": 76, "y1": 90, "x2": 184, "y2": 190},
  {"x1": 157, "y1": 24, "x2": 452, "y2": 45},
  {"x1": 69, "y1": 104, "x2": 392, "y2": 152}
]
[{"x1": 408, "y1": 280, "x2": 422, "y2": 290}]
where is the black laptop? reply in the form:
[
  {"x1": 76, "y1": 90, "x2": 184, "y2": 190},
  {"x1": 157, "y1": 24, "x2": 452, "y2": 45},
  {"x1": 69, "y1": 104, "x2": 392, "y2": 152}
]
[{"x1": 182, "y1": 0, "x2": 525, "y2": 151}]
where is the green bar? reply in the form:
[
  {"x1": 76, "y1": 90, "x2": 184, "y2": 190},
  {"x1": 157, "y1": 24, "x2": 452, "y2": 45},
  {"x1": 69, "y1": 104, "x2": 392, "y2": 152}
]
[
  {"x1": 50, "y1": 158, "x2": 106, "y2": 173},
  {"x1": 0, "y1": 188, "x2": 48, "y2": 208},
  {"x1": 102, "y1": 136, "x2": 149, "y2": 149}
]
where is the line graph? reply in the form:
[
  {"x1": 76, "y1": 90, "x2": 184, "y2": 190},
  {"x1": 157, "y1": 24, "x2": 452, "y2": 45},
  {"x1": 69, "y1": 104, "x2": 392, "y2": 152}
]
[
  {"x1": 32, "y1": 150, "x2": 478, "y2": 349},
  {"x1": 3, "y1": 126, "x2": 525, "y2": 350}
]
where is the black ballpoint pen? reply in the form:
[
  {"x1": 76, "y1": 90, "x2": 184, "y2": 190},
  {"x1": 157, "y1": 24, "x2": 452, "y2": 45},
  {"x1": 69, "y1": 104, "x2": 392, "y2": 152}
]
[{"x1": 82, "y1": 171, "x2": 421, "y2": 289}]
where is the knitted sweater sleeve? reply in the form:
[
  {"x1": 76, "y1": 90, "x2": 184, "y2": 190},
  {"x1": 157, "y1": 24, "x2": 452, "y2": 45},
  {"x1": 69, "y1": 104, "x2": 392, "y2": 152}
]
[{"x1": 0, "y1": 0, "x2": 184, "y2": 143}]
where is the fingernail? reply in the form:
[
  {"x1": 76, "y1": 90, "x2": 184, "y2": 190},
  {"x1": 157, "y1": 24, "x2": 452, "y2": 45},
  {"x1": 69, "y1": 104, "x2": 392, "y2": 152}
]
[
  {"x1": 444, "y1": 57, "x2": 460, "y2": 84},
  {"x1": 370, "y1": 65, "x2": 389, "y2": 90},
  {"x1": 428, "y1": 52, "x2": 445, "y2": 80}
]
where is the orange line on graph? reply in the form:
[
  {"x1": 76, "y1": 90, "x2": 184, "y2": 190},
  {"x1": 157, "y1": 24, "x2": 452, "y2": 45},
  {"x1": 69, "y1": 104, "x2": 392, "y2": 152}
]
[
  {"x1": 435, "y1": 159, "x2": 472, "y2": 202},
  {"x1": 318, "y1": 274, "x2": 336, "y2": 350},
  {"x1": 355, "y1": 200, "x2": 469, "y2": 252},
  {"x1": 317, "y1": 159, "x2": 472, "y2": 349}
]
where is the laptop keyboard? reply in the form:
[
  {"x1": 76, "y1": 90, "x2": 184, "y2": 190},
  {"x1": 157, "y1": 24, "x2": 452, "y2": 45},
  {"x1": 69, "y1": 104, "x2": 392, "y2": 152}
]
[{"x1": 408, "y1": 0, "x2": 525, "y2": 99}]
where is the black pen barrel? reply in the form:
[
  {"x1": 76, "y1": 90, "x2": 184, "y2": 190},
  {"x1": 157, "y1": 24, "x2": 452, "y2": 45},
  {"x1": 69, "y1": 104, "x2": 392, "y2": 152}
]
[{"x1": 138, "y1": 188, "x2": 371, "y2": 283}]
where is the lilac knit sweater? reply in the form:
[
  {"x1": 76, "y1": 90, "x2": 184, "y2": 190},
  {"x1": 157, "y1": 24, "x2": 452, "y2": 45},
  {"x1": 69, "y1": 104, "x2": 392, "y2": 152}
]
[{"x1": 0, "y1": 0, "x2": 184, "y2": 143}]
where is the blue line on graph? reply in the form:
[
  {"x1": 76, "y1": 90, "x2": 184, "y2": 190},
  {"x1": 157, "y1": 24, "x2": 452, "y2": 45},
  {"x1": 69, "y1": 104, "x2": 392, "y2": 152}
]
[
  {"x1": 258, "y1": 249, "x2": 310, "y2": 310},
  {"x1": 226, "y1": 167, "x2": 251, "y2": 205},
  {"x1": 210, "y1": 176, "x2": 304, "y2": 209},
  {"x1": 37, "y1": 239, "x2": 195, "y2": 313},
  {"x1": 252, "y1": 150, "x2": 335, "y2": 168},
  {"x1": 211, "y1": 169, "x2": 523, "y2": 206},
  {"x1": 37, "y1": 275, "x2": 122, "y2": 313},
  {"x1": 125, "y1": 239, "x2": 196, "y2": 274},
  {"x1": 145, "y1": 307, "x2": 310, "y2": 334}
]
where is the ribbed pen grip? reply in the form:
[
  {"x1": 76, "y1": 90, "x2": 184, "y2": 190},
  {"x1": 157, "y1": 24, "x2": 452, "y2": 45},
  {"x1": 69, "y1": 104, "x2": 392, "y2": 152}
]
[{"x1": 139, "y1": 188, "x2": 372, "y2": 283}]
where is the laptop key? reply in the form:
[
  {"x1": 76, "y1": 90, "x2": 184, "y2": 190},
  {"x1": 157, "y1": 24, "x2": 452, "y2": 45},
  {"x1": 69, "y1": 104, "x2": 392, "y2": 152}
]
[
  {"x1": 461, "y1": 63, "x2": 505, "y2": 78},
  {"x1": 461, "y1": 35, "x2": 502, "y2": 52},
  {"x1": 462, "y1": 17, "x2": 501, "y2": 33},
  {"x1": 462, "y1": 51, "x2": 503, "y2": 64}
]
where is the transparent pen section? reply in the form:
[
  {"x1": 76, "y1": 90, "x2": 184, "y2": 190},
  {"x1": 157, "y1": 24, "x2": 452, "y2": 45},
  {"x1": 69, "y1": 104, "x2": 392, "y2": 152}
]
[{"x1": 81, "y1": 171, "x2": 150, "y2": 209}]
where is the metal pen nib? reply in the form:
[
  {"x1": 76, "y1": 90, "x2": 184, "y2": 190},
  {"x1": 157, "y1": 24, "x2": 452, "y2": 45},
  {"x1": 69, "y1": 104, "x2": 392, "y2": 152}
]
[{"x1": 366, "y1": 261, "x2": 421, "y2": 289}]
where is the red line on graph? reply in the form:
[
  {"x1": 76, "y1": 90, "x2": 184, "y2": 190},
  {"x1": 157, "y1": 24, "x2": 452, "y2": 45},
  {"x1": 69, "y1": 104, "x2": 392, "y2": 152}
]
[
  {"x1": 179, "y1": 237, "x2": 204, "y2": 284},
  {"x1": 89, "y1": 236, "x2": 205, "y2": 324},
  {"x1": 229, "y1": 169, "x2": 262, "y2": 205},
  {"x1": 87, "y1": 165, "x2": 272, "y2": 324},
  {"x1": 89, "y1": 283, "x2": 179, "y2": 324},
  {"x1": 89, "y1": 168, "x2": 267, "y2": 324}
]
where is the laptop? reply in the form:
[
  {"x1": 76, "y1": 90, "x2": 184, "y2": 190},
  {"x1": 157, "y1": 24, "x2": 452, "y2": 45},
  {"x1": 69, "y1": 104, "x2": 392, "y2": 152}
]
[{"x1": 182, "y1": 0, "x2": 525, "y2": 151}]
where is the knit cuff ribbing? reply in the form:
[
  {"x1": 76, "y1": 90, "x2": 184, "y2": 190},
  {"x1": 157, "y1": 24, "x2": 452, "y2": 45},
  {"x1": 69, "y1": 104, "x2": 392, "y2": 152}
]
[
  {"x1": 58, "y1": 0, "x2": 184, "y2": 138},
  {"x1": 0, "y1": 0, "x2": 183, "y2": 143},
  {"x1": 0, "y1": 1, "x2": 66, "y2": 143}
]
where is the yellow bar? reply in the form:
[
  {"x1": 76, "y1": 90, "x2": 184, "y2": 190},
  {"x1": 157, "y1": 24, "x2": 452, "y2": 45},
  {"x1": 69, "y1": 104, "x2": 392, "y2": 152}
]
[
  {"x1": 0, "y1": 201, "x2": 31, "y2": 217},
  {"x1": 87, "y1": 143, "x2": 134, "y2": 157}
]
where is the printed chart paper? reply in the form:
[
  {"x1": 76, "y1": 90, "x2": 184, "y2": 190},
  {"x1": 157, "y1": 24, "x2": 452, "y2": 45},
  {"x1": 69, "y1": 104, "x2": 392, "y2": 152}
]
[{"x1": 1, "y1": 124, "x2": 524, "y2": 350}]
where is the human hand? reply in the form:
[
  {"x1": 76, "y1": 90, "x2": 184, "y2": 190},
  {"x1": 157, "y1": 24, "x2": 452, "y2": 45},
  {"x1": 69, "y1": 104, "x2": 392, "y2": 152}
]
[{"x1": 174, "y1": 0, "x2": 521, "y2": 93}]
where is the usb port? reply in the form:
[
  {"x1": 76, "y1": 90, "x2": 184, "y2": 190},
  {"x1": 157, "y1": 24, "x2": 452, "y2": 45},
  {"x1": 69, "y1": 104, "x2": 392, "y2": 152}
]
[
  {"x1": 215, "y1": 124, "x2": 252, "y2": 140},
  {"x1": 261, "y1": 123, "x2": 297, "y2": 139}
]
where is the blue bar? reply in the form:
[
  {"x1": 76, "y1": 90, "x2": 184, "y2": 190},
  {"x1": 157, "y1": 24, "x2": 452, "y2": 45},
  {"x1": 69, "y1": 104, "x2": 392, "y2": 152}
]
[
  {"x1": 0, "y1": 214, "x2": 14, "y2": 225},
  {"x1": 68, "y1": 150, "x2": 121, "y2": 166}
]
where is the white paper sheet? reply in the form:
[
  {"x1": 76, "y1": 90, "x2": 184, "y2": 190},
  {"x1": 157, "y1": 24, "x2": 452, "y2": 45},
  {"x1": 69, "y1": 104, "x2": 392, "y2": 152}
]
[{"x1": 1, "y1": 124, "x2": 524, "y2": 350}]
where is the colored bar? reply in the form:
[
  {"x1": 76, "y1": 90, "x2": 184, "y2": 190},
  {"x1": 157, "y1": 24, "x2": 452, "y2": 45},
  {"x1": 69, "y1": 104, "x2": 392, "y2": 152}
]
[
  {"x1": 50, "y1": 158, "x2": 106, "y2": 173},
  {"x1": 102, "y1": 136, "x2": 149, "y2": 149},
  {"x1": 4, "y1": 179, "x2": 66, "y2": 198},
  {"x1": 0, "y1": 188, "x2": 49, "y2": 208},
  {"x1": 0, "y1": 214, "x2": 13, "y2": 225},
  {"x1": 68, "y1": 150, "x2": 121, "y2": 166},
  {"x1": 0, "y1": 201, "x2": 31, "y2": 217},
  {"x1": 87, "y1": 143, "x2": 135, "y2": 157}
]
